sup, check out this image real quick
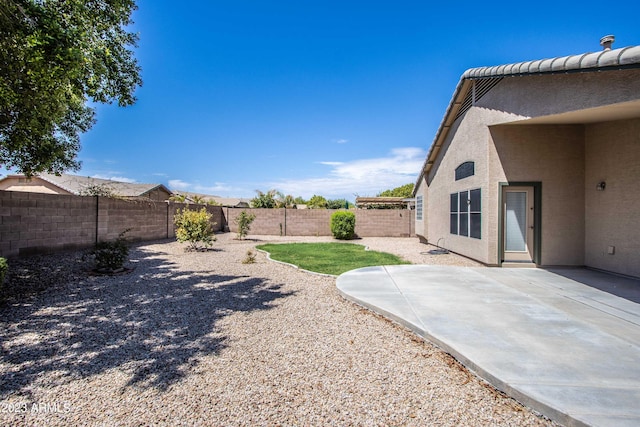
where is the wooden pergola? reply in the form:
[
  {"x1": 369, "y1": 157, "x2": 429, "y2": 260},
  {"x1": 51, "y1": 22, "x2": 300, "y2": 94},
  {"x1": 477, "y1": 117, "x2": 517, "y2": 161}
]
[{"x1": 355, "y1": 197, "x2": 414, "y2": 209}]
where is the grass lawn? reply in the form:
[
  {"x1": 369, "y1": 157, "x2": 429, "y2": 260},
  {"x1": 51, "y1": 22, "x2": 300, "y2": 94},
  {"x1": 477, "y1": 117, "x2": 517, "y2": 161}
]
[{"x1": 255, "y1": 242, "x2": 411, "y2": 275}]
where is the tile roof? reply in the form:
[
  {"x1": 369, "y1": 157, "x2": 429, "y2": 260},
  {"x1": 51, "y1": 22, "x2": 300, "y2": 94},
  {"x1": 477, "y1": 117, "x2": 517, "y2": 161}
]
[
  {"x1": 39, "y1": 173, "x2": 170, "y2": 197},
  {"x1": 462, "y1": 45, "x2": 640, "y2": 79},
  {"x1": 413, "y1": 43, "x2": 640, "y2": 194}
]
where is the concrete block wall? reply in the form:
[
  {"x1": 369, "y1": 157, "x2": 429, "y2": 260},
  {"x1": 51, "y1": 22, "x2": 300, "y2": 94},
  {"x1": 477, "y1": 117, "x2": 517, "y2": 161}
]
[
  {"x1": 286, "y1": 209, "x2": 334, "y2": 236},
  {"x1": 98, "y1": 197, "x2": 170, "y2": 242},
  {"x1": 355, "y1": 209, "x2": 415, "y2": 237},
  {"x1": 224, "y1": 208, "x2": 415, "y2": 238},
  {"x1": 1, "y1": 191, "x2": 414, "y2": 258},
  {"x1": 225, "y1": 208, "x2": 286, "y2": 236},
  {"x1": 0, "y1": 191, "x2": 225, "y2": 257},
  {"x1": 1, "y1": 191, "x2": 96, "y2": 256}
]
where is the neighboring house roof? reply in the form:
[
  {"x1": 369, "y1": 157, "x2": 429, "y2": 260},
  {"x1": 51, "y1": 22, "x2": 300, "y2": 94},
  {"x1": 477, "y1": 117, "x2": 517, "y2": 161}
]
[
  {"x1": 39, "y1": 174, "x2": 171, "y2": 197},
  {"x1": 414, "y1": 41, "x2": 640, "y2": 194},
  {"x1": 1, "y1": 173, "x2": 171, "y2": 198}
]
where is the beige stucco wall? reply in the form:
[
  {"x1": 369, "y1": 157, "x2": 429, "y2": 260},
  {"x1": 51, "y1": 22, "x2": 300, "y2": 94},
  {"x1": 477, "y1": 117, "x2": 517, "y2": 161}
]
[
  {"x1": 425, "y1": 107, "x2": 492, "y2": 263},
  {"x1": 145, "y1": 188, "x2": 171, "y2": 201},
  {"x1": 490, "y1": 124, "x2": 586, "y2": 266},
  {"x1": 584, "y1": 118, "x2": 640, "y2": 277},
  {"x1": 422, "y1": 106, "x2": 586, "y2": 266},
  {"x1": 414, "y1": 175, "x2": 428, "y2": 239},
  {"x1": 417, "y1": 67, "x2": 639, "y2": 272},
  {"x1": 0, "y1": 177, "x2": 72, "y2": 195},
  {"x1": 477, "y1": 69, "x2": 640, "y2": 118}
]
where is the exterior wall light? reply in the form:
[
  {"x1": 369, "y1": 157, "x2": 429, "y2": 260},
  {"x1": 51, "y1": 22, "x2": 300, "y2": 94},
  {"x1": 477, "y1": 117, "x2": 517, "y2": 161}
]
[{"x1": 596, "y1": 181, "x2": 606, "y2": 191}]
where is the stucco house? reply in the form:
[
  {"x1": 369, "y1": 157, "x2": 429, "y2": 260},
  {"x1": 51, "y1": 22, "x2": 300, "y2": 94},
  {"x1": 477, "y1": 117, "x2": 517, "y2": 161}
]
[
  {"x1": 414, "y1": 36, "x2": 640, "y2": 278},
  {"x1": 0, "y1": 173, "x2": 172, "y2": 201}
]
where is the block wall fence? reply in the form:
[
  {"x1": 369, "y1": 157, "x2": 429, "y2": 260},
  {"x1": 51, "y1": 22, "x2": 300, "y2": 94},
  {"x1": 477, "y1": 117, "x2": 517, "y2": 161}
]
[
  {"x1": 224, "y1": 207, "x2": 415, "y2": 238},
  {"x1": 0, "y1": 191, "x2": 414, "y2": 258}
]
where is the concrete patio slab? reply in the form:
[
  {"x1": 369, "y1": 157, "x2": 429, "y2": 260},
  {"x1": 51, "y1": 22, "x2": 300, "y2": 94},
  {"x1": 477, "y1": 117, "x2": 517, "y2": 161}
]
[{"x1": 336, "y1": 266, "x2": 640, "y2": 427}]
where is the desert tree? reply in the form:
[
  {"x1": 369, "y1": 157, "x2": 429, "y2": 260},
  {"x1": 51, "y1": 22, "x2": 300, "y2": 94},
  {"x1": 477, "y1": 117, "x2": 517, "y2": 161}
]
[{"x1": 0, "y1": 0, "x2": 142, "y2": 176}]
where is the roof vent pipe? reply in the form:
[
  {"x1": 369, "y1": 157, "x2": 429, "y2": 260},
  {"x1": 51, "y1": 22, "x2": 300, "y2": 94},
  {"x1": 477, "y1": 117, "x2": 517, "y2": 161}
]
[{"x1": 600, "y1": 35, "x2": 615, "y2": 50}]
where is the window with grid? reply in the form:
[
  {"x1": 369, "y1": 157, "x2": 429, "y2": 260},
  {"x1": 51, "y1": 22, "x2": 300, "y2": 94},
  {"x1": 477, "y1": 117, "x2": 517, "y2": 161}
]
[
  {"x1": 416, "y1": 195, "x2": 423, "y2": 220},
  {"x1": 450, "y1": 188, "x2": 481, "y2": 239}
]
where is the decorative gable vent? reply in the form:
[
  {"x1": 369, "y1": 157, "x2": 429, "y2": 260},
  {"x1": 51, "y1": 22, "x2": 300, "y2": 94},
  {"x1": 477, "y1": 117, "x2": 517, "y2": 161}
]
[
  {"x1": 455, "y1": 77, "x2": 503, "y2": 121},
  {"x1": 455, "y1": 161, "x2": 475, "y2": 180}
]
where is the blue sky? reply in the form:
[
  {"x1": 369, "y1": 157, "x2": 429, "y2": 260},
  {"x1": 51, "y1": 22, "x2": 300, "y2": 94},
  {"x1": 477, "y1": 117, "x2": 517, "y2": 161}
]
[{"x1": 11, "y1": 1, "x2": 640, "y2": 201}]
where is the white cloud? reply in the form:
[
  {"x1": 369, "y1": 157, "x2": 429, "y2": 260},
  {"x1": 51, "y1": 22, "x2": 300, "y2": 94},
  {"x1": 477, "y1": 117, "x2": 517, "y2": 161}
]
[
  {"x1": 333, "y1": 138, "x2": 349, "y2": 144},
  {"x1": 168, "y1": 179, "x2": 236, "y2": 196},
  {"x1": 194, "y1": 183, "x2": 234, "y2": 195},
  {"x1": 270, "y1": 147, "x2": 426, "y2": 199},
  {"x1": 165, "y1": 147, "x2": 426, "y2": 201},
  {"x1": 168, "y1": 179, "x2": 191, "y2": 190},
  {"x1": 91, "y1": 174, "x2": 137, "y2": 183}
]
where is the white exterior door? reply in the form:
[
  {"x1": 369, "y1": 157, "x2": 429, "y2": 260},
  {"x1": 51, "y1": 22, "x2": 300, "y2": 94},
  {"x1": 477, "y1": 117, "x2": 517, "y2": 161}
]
[{"x1": 503, "y1": 186, "x2": 535, "y2": 262}]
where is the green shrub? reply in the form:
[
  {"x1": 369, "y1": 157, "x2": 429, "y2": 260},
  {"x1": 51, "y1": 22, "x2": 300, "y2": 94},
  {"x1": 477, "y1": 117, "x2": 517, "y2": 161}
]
[
  {"x1": 330, "y1": 211, "x2": 356, "y2": 240},
  {"x1": 0, "y1": 257, "x2": 7, "y2": 288},
  {"x1": 242, "y1": 249, "x2": 257, "y2": 264},
  {"x1": 90, "y1": 229, "x2": 130, "y2": 272},
  {"x1": 234, "y1": 210, "x2": 256, "y2": 240},
  {"x1": 174, "y1": 207, "x2": 217, "y2": 251}
]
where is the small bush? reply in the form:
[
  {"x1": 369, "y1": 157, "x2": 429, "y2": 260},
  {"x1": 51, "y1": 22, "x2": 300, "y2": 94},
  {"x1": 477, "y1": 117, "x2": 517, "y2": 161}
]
[
  {"x1": 0, "y1": 257, "x2": 7, "y2": 288},
  {"x1": 90, "y1": 229, "x2": 130, "y2": 272},
  {"x1": 234, "y1": 210, "x2": 256, "y2": 240},
  {"x1": 330, "y1": 211, "x2": 356, "y2": 240},
  {"x1": 242, "y1": 249, "x2": 257, "y2": 264},
  {"x1": 174, "y1": 207, "x2": 217, "y2": 251}
]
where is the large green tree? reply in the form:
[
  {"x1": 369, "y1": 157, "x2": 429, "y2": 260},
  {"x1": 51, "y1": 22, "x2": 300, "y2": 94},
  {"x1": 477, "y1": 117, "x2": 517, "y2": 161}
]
[
  {"x1": 274, "y1": 191, "x2": 295, "y2": 209},
  {"x1": 377, "y1": 183, "x2": 414, "y2": 198},
  {"x1": 326, "y1": 198, "x2": 351, "y2": 209},
  {"x1": 307, "y1": 194, "x2": 328, "y2": 209},
  {"x1": 251, "y1": 189, "x2": 277, "y2": 208},
  {"x1": 0, "y1": 0, "x2": 142, "y2": 176}
]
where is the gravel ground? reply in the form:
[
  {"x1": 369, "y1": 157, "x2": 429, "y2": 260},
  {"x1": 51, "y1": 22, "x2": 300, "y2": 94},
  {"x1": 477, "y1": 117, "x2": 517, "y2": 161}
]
[{"x1": 0, "y1": 233, "x2": 556, "y2": 426}]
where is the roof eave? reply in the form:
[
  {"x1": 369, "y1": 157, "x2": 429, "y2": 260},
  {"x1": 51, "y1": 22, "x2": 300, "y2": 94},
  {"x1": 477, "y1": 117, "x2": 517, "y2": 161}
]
[
  {"x1": 140, "y1": 184, "x2": 172, "y2": 197},
  {"x1": 37, "y1": 174, "x2": 77, "y2": 194},
  {"x1": 413, "y1": 78, "x2": 472, "y2": 195},
  {"x1": 412, "y1": 44, "x2": 640, "y2": 197}
]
